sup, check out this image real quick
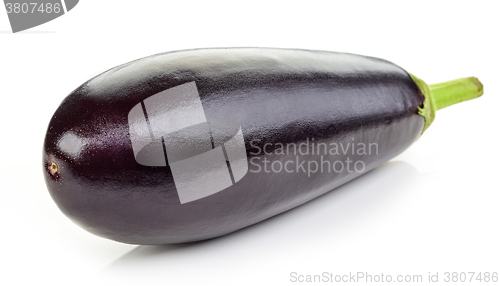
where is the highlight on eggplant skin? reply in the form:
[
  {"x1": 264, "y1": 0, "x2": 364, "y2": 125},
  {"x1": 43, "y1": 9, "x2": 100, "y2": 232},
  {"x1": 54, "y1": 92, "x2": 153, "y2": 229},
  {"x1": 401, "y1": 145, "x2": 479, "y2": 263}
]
[{"x1": 42, "y1": 48, "x2": 482, "y2": 244}]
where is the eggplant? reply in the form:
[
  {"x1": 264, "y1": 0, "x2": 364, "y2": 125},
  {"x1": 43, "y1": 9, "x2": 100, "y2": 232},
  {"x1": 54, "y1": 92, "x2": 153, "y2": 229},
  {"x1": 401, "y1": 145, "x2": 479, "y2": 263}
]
[{"x1": 43, "y1": 48, "x2": 483, "y2": 244}]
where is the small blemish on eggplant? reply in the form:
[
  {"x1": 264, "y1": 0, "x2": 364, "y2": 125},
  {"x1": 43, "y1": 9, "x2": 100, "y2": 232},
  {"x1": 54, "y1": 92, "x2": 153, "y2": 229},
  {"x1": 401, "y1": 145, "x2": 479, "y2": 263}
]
[
  {"x1": 50, "y1": 162, "x2": 58, "y2": 174},
  {"x1": 46, "y1": 160, "x2": 60, "y2": 180}
]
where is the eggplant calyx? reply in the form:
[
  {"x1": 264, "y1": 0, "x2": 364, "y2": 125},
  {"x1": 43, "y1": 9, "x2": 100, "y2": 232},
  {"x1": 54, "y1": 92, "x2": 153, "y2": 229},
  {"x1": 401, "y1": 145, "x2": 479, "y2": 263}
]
[{"x1": 409, "y1": 74, "x2": 483, "y2": 134}]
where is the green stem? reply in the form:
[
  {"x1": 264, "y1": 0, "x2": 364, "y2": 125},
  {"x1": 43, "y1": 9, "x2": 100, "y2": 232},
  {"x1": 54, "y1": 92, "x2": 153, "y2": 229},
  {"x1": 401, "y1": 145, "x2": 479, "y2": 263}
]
[
  {"x1": 429, "y1": 77, "x2": 483, "y2": 110},
  {"x1": 409, "y1": 74, "x2": 483, "y2": 134}
]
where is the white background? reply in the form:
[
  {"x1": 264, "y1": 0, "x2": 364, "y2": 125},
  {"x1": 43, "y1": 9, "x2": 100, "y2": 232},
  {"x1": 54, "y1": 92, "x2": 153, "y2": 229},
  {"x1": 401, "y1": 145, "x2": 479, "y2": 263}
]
[{"x1": 1, "y1": 1, "x2": 498, "y2": 285}]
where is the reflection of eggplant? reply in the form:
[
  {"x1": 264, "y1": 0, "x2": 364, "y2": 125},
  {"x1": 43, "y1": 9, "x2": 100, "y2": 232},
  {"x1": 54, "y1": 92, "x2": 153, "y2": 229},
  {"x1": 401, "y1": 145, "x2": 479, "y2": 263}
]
[{"x1": 43, "y1": 48, "x2": 483, "y2": 244}]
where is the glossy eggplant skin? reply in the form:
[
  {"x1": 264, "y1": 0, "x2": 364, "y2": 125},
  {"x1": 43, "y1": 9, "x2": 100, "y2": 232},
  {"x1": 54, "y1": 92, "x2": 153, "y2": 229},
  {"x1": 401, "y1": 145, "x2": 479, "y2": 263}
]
[{"x1": 43, "y1": 48, "x2": 424, "y2": 244}]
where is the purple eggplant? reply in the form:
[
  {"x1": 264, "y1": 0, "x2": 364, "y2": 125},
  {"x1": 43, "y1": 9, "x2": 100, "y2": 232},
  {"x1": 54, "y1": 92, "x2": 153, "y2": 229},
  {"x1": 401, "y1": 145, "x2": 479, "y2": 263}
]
[{"x1": 43, "y1": 48, "x2": 483, "y2": 244}]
